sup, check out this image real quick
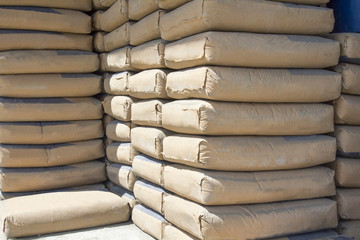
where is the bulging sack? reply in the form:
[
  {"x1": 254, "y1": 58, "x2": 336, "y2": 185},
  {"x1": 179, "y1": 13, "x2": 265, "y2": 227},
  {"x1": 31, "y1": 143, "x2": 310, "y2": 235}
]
[
  {"x1": 335, "y1": 125, "x2": 360, "y2": 158},
  {"x1": 132, "y1": 154, "x2": 166, "y2": 186},
  {"x1": 93, "y1": 32, "x2": 106, "y2": 53},
  {"x1": 330, "y1": 158, "x2": 360, "y2": 188},
  {"x1": 104, "y1": 22, "x2": 132, "y2": 52},
  {"x1": 106, "y1": 142, "x2": 138, "y2": 165},
  {"x1": 336, "y1": 189, "x2": 360, "y2": 220},
  {"x1": 131, "y1": 39, "x2": 166, "y2": 70},
  {"x1": 106, "y1": 120, "x2": 133, "y2": 142},
  {"x1": 102, "y1": 95, "x2": 137, "y2": 121},
  {"x1": 0, "y1": 0, "x2": 93, "y2": 11},
  {"x1": 332, "y1": 63, "x2": 360, "y2": 95},
  {"x1": 131, "y1": 100, "x2": 168, "y2": 127},
  {"x1": 92, "y1": 0, "x2": 129, "y2": 32},
  {"x1": 128, "y1": 0, "x2": 159, "y2": 20},
  {"x1": 106, "y1": 164, "x2": 137, "y2": 191},
  {"x1": 328, "y1": 33, "x2": 360, "y2": 64},
  {"x1": 133, "y1": 180, "x2": 167, "y2": 214},
  {"x1": 104, "y1": 72, "x2": 133, "y2": 96},
  {"x1": 100, "y1": 47, "x2": 136, "y2": 72},
  {"x1": 334, "y1": 94, "x2": 360, "y2": 125}
]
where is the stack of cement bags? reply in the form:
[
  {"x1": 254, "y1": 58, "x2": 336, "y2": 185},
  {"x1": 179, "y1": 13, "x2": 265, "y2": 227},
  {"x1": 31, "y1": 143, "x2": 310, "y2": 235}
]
[
  {"x1": 125, "y1": 0, "x2": 345, "y2": 239},
  {"x1": 328, "y1": 33, "x2": 360, "y2": 240},
  {"x1": 0, "y1": 1, "x2": 130, "y2": 238}
]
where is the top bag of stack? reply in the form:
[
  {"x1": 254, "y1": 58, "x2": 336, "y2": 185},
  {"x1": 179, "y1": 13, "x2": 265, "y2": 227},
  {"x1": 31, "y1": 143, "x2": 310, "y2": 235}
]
[
  {"x1": 160, "y1": 0, "x2": 334, "y2": 41},
  {"x1": 0, "y1": 0, "x2": 92, "y2": 11}
]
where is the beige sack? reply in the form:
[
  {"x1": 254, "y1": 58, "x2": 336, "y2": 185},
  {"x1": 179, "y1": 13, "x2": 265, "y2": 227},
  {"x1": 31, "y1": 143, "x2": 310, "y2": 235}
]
[
  {"x1": 129, "y1": 69, "x2": 169, "y2": 99},
  {"x1": 335, "y1": 125, "x2": 360, "y2": 158},
  {"x1": 0, "y1": 74, "x2": 101, "y2": 98},
  {"x1": 104, "y1": 22, "x2": 132, "y2": 52},
  {"x1": 330, "y1": 158, "x2": 360, "y2": 188},
  {"x1": 106, "y1": 120, "x2": 133, "y2": 142},
  {"x1": 1, "y1": 190, "x2": 130, "y2": 238},
  {"x1": 92, "y1": 0, "x2": 116, "y2": 10},
  {"x1": 133, "y1": 180, "x2": 167, "y2": 214},
  {"x1": 0, "y1": 0, "x2": 92, "y2": 11},
  {"x1": 164, "y1": 165, "x2": 335, "y2": 205},
  {"x1": 337, "y1": 221, "x2": 360, "y2": 240},
  {"x1": 336, "y1": 189, "x2": 360, "y2": 220},
  {"x1": 104, "y1": 72, "x2": 133, "y2": 95},
  {"x1": 0, "y1": 140, "x2": 104, "y2": 168},
  {"x1": 0, "y1": 161, "x2": 106, "y2": 192},
  {"x1": 131, "y1": 127, "x2": 172, "y2": 160},
  {"x1": 332, "y1": 63, "x2": 360, "y2": 95},
  {"x1": 328, "y1": 33, "x2": 360, "y2": 64},
  {"x1": 164, "y1": 196, "x2": 337, "y2": 240},
  {"x1": 103, "y1": 114, "x2": 115, "y2": 128},
  {"x1": 106, "y1": 181, "x2": 139, "y2": 208},
  {"x1": 163, "y1": 225, "x2": 199, "y2": 240},
  {"x1": 100, "y1": 47, "x2": 137, "y2": 72},
  {"x1": 132, "y1": 155, "x2": 165, "y2": 186},
  {"x1": 130, "y1": 10, "x2": 165, "y2": 46},
  {"x1": 0, "y1": 50, "x2": 99, "y2": 74},
  {"x1": 166, "y1": 67, "x2": 341, "y2": 102},
  {"x1": 165, "y1": 32, "x2": 339, "y2": 69},
  {"x1": 0, "y1": 7, "x2": 91, "y2": 33},
  {"x1": 106, "y1": 164, "x2": 137, "y2": 191},
  {"x1": 128, "y1": 0, "x2": 159, "y2": 20},
  {"x1": 92, "y1": 0, "x2": 129, "y2": 32},
  {"x1": 334, "y1": 94, "x2": 360, "y2": 125},
  {"x1": 162, "y1": 100, "x2": 334, "y2": 135},
  {"x1": 158, "y1": 0, "x2": 192, "y2": 10},
  {"x1": 160, "y1": 0, "x2": 334, "y2": 41},
  {"x1": 102, "y1": 95, "x2": 137, "y2": 121},
  {"x1": 0, "y1": 30, "x2": 92, "y2": 51},
  {"x1": 106, "y1": 142, "x2": 138, "y2": 165},
  {"x1": 131, "y1": 39, "x2": 166, "y2": 70},
  {"x1": 131, "y1": 100, "x2": 168, "y2": 127},
  {"x1": 0, "y1": 97, "x2": 102, "y2": 122},
  {"x1": 93, "y1": 31, "x2": 106, "y2": 53}
]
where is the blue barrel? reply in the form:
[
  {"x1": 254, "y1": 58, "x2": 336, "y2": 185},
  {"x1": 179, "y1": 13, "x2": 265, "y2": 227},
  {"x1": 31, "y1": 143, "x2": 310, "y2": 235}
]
[{"x1": 328, "y1": 0, "x2": 360, "y2": 33}]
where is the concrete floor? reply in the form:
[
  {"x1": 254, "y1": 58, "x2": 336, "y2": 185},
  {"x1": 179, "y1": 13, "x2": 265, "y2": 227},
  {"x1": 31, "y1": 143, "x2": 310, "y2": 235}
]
[{"x1": 1, "y1": 222, "x2": 155, "y2": 240}]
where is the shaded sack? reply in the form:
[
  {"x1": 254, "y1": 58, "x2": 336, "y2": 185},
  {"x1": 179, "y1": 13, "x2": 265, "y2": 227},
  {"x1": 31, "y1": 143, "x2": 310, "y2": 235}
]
[
  {"x1": 328, "y1": 33, "x2": 360, "y2": 64},
  {"x1": 92, "y1": 0, "x2": 116, "y2": 10},
  {"x1": 106, "y1": 120, "x2": 134, "y2": 142},
  {"x1": 0, "y1": 0, "x2": 92, "y2": 11},
  {"x1": 131, "y1": 100, "x2": 168, "y2": 127},
  {"x1": 104, "y1": 71, "x2": 133, "y2": 96},
  {"x1": 106, "y1": 163, "x2": 137, "y2": 191},
  {"x1": 104, "y1": 22, "x2": 132, "y2": 52},
  {"x1": 329, "y1": 158, "x2": 360, "y2": 188},
  {"x1": 107, "y1": 181, "x2": 138, "y2": 208},
  {"x1": 335, "y1": 125, "x2": 360, "y2": 158},
  {"x1": 93, "y1": 31, "x2": 106, "y2": 53},
  {"x1": 336, "y1": 189, "x2": 360, "y2": 220},
  {"x1": 131, "y1": 39, "x2": 165, "y2": 70},
  {"x1": 102, "y1": 95, "x2": 137, "y2": 121},
  {"x1": 92, "y1": 0, "x2": 128, "y2": 32},
  {"x1": 100, "y1": 47, "x2": 136, "y2": 72},
  {"x1": 337, "y1": 221, "x2": 360, "y2": 240},
  {"x1": 128, "y1": 0, "x2": 159, "y2": 20},
  {"x1": 132, "y1": 154, "x2": 166, "y2": 186},
  {"x1": 334, "y1": 94, "x2": 360, "y2": 125},
  {"x1": 332, "y1": 63, "x2": 360, "y2": 95},
  {"x1": 133, "y1": 180, "x2": 167, "y2": 214},
  {"x1": 106, "y1": 142, "x2": 138, "y2": 165},
  {"x1": 270, "y1": 230, "x2": 340, "y2": 240}
]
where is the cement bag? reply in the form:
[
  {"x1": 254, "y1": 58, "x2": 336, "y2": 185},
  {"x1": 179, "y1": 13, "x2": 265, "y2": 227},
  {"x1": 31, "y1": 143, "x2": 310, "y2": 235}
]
[
  {"x1": 103, "y1": 114, "x2": 115, "y2": 128},
  {"x1": 0, "y1": 0, "x2": 92, "y2": 11},
  {"x1": 131, "y1": 40, "x2": 166, "y2": 70},
  {"x1": 332, "y1": 63, "x2": 360, "y2": 95},
  {"x1": 104, "y1": 72, "x2": 133, "y2": 96},
  {"x1": 0, "y1": 97, "x2": 102, "y2": 122},
  {"x1": 270, "y1": 230, "x2": 340, "y2": 240},
  {"x1": 160, "y1": 0, "x2": 334, "y2": 41},
  {"x1": 92, "y1": 0, "x2": 129, "y2": 32},
  {"x1": 158, "y1": 0, "x2": 192, "y2": 10},
  {"x1": 128, "y1": 0, "x2": 159, "y2": 20},
  {"x1": 164, "y1": 165, "x2": 335, "y2": 205},
  {"x1": 0, "y1": 50, "x2": 99, "y2": 74},
  {"x1": 0, "y1": 140, "x2": 105, "y2": 168},
  {"x1": 330, "y1": 158, "x2": 360, "y2": 188},
  {"x1": 166, "y1": 67, "x2": 341, "y2": 102},
  {"x1": 129, "y1": 69, "x2": 169, "y2": 99},
  {"x1": 334, "y1": 94, "x2": 360, "y2": 125},
  {"x1": 328, "y1": 33, "x2": 360, "y2": 65},
  {"x1": 273, "y1": 0, "x2": 329, "y2": 4},
  {"x1": 335, "y1": 126, "x2": 360, "y2": 158},
  {"x1": 163, "y1": 225, "x2": 199, "y2": 240},
  {"x1": 0, "y1": 190, "x2": 130, "y2": 238},
  {"x1": 0, "y1": 120, "x2": 104, "y2": 145},
  {"x1": 337, "y1": 221, "x2": 360, "y2": 240},
  {"x1": 106, "y1": 120, "x2": 134, "y2": 142},
  {"x1": 131, "y1": 127, "x2": 173, "y2": 160},
  {"x1": 162, "y1": 100, "x2": 334, "y2": 135},
  {"x1": 93, "y1": 31, "x2": 106, "y2": 53},
  {"x1": 132, "y1": 155, "x2": 166, "y2": 186},
  {"x1": 0, "y1": 74, "x2": 101, "y2": 98},
  {"x1": 106, "y1": 164, "x2": 137, "y2": 191},
  {"x1": 336, "y1": 189, "x2": 360, "y2": 220},
  {"x1": 165, "y1": 32, "x2": 339, "y2": 69},
  {"x1": 104, "y1": 22, "x2": 132, "y2": 52},
  {"x1": 134, "y1": 180, "x2": 167, "y2": 213},
  {"x1": 0, "y1": 161, "x2": 106, "y2": 192},
  {"x1": 0, "y1": 30, "x2": 92, "y2": 51},
  {"x1": 106, "y1": 142, "x2": 138, "y2": 165},
  {"x1": 107, "y1": 182, "x2": 139, "y2": 208},
  {"x1": 100, "y1": 47, "x2": 137, "y2": 72},
  {"x1": 130, "y1": 10, "x2": 165, "y2": 46},
  {"x1": 0, "y1": 7, "x2": 91, "y2": 33},
  {"x1": 163, "y1": 196, "x2": 337, "y2": 240},
  {"x1": 102, "y1": 95, "x2": 137, "y2": 121},
  {"x1": 132, "y1": 204, "x2": 168, "y2": 240},
  {"x1": 92, "y1": 0, "x2": 116, "y2": 10},
  {"x1": 131, "y1": 100, "x2": 168, "y2": 127}
]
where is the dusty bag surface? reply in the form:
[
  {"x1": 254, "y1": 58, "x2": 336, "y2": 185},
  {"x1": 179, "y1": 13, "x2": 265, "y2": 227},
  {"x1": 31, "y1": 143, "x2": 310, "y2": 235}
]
[
  {"x1": 337, "y1": 221, "x2": 360, "y2": 240},
  {"x1": 104, "y1": 72, "x2": 133, "y2": 96},
  {"x1": 332, "y1": 63, "x2": 360, "y2": 95},
  {"x1": 162, "y1": 100, "x2": 334, "y2": 135},
  {"x1": 163, "y1": 165, "x2": 335, "y2": 205},
  {"x1": 0, "y1": 50, "x2": 99, "y2": 74},
  {"x1": 104, "y1": 22, "x2": 132, "y2": 52},
  {"x1": 92, "y1": 0, "x2": 129, "y2": 32},
  {"x1": 160, "y1": 0, "x2": 334, "y2": 41},
  {"x1": 334, "y1": 94, "x2": 360, "y2": 125},
  {"x1": 128, "y1": 0, "x2": 159, "y2": 20},
  {"x1": 132, "y1": 155, "x2": 166, "y2": 186},
  {"x1": 0, "y1": 190, "x2": 130, "y2": 238},
  {"x1": 165, "y1": 32, "x2": 339, "y2": 69},
  {"x1": 131, "y1": 100, "x2": 168, "y2": 127},
  {"x1": 0, "y1": 30, "x2": 92, "y2": 51},
  {"x1": 133, "y1": 180, "x2": 168, "y2": 214},
  {"x1": 0, "y1": 140, "x2": 104, "y2": 168},
  {"x1": 335, "y1": 125, "x2": 360, "y2": 158},
  {"x1": 130, "y1": 10, "x2": 165, "y2": 46},
  {"x1": 0, "y1": 97, "x2": 102, "y2": 122},
  {"x1": 129, "y1": 69, "x2": 169, "y2": 99},
  {"x1": 163, "y1": 196, "x2": 337, "y2": 240},
  {"x1": 330, "y1": 158, "x2": 360, "y2": 188},
  {"x1": 158, "y1": 0, "x2": 192, "y2": 10},
  {"x1": 131, "y1": 39, "x2": 165, "y2": 70},
  {"x1": 0, "y1": 74, "x2": 101, "y2": 98},
  {"x1": 0, "y1": 120, "x2": 103, "y2": 144},
  {"x1": 106, "y1": 163, "x2": 137, "y2": 191},
  {"x1": 328, "y1": 33, "x2": 360, "y2": 64},
  {"x1": 92, "y1": 0, "x2": 116, "y2": 10},
  {"x1": 131, "y1": 127, "x2": 172, "y2": 160},
  {"x1": 166, "y1": 67, "x2": 341, "y2": 102},
  {"x1": 0, "y1": 0, "x2": 92, "y2": 11},
  {"x1": 106, "y1": 142, "x2": 138, "y2": 165},
  {"x1": 106, "y1": 120, "x2": 133, "y2": 142},
  {"x1": 100, "y1": 47, "x2": 136, "y2": 72},
  {"x1": 163, "y1": 225, "x2": 199, "y2": 240},
  {"x1": 0, "y1": 161, "x2": 106, "y2": 192},
  {"x1": 102, "y1": 95, "x2": 137, "y2": 121},
  {"x1": 336, "y1": 189, "x2": 360, "y2": 220},
  {"x1": 107, "y1": 181, "x2": 138, "y2": 208}
]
